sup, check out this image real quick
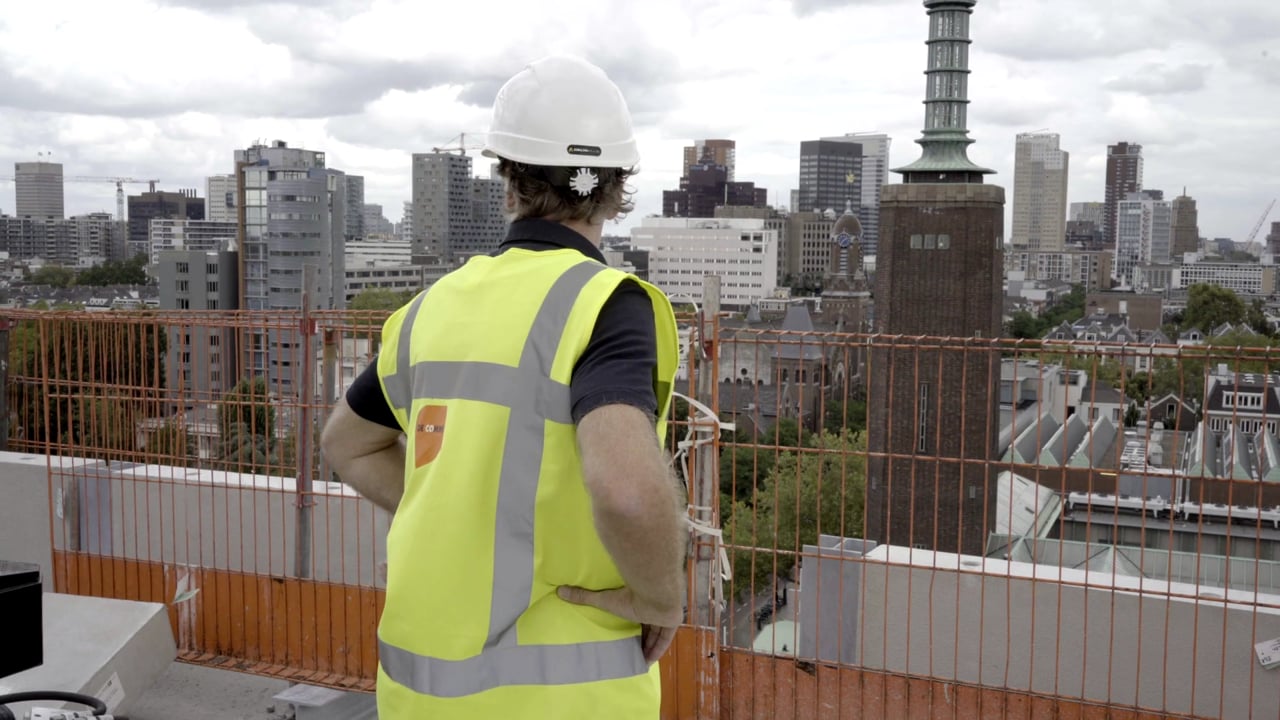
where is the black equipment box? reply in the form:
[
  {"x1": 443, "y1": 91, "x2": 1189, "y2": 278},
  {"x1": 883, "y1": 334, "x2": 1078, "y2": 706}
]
[{"x1": 0, "y1": 560, "x2": 42, "y2": 679}]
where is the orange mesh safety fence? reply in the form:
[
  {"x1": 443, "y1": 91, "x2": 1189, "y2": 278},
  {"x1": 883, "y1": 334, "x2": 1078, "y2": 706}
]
[{"x1": 6, "y1": 308, "x2": 1280, "y2": 718}]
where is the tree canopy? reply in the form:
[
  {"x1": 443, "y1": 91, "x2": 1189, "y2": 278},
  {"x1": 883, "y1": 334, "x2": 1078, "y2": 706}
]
[
  {"x1": 723, "y1": 430, "x2": 866, "y2": 601},
  {"x1": 1182, "y1": 283, "x2": 1247, "y2": 333},
  {"x1": 25, "y1": 255, "x2": 151, "y2": 289},
  {"x1": 1121, "y1": 330, "x2": 1280, "y2": 408},
  {"x1": 77, "y1": 255, "x2": 150, "y2": 287},
  {"x1": 8, "y1": 315, "x2": 166, "y2": 456},
  {"x1": 28, "y1": 265, "x2": 77, "y2": 288},
  {"x1": 147, "y1": 419, "x2": 195, "y2": 461},
  {"x1": 216, "y1": 376, "x2": 289, "y2": 474},
  {"x1": 350, "y1": 288, "x2": 417, "y2": 312},
  {"x1": 1006, "y1": 284, "x2": 1086, "y2": 339}
]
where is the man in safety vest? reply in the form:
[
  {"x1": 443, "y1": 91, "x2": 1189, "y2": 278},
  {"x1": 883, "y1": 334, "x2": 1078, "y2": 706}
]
[{"x1": 321, "y1": 55, "x2": 688, "y2": 718}]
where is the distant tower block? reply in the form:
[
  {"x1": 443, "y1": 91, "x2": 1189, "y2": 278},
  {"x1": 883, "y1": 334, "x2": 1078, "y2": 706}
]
[{"x1": 866, "y1": 0, "x2": 1006, "y2": 555}]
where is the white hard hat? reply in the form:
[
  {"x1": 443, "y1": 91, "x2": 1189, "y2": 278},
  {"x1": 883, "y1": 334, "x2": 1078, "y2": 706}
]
[{"x1": 482, "y1": 55, "x2": 640, "y2": 169}]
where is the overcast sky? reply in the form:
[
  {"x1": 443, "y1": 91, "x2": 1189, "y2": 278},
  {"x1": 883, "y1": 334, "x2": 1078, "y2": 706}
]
[{"x1": 1, "y1": 0, "x2": 1277, "y2": 243}]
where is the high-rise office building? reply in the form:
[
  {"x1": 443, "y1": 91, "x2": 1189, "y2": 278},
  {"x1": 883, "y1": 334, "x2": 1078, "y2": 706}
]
[
  {"x1": 158, "y1": 249, "x2": 240, "y2": 401},
  {"x1": 234, "y1": 140, "x2": 349, "y2": 391},
  {"x1": 1011, "y1": 132, "x2": 1068, "y2": 251},
  {"x1": 0, "y1": 217, "x2": 72, "y2": 265},
  {"x1": 206, "y1": 175, "x2": 238, "y2": 224},
  {"x1": 1069, "y1": 203, "x2": 1105, "y2": 250},
  {"x1": 461, "y1": 177, "x2": 507, "y2": 260},
  {"x1": 410, "y1": 153, "x2": 507, "y2": 263},
  {"x1": 662, "y1": 164, "x2": 767, "y2": 218},
  {"x1": 72, "y1": 212, "x2": 127, "y2": 265},
  {"x1": 1171, "y1": 192, "x2": 1200, "y2": 259},
  {"x1": 14, "y1": 161, "x2": 64, "y2": 219},
  {"x1": 411, "y1": 152, "x2": 469, "y2": 262},
  {"x1": 868, "y1": 0, "x2": 1004, "y2": 556},
  {"x1": 345, "y1": 175, "x2": 365, "y2": 240},
  {"x1": 1070, "y1": 202, "x2": 1104, "y2": 224},
  {"x1": 127, "y1": 190, "x2": 204, "y2": 261},
  {"x1": 682, "y1": 139, "x2": 736, "y2": 181},
  {"x1": 398, "y1": 200, "x2": 414, "y2": 245},
  {"x1": 1065, "y1": 220, "x2": 1106, "y2": 251},
  {"x1": 0, "y1": 213, "x2": 125, "y2": 266},
  {"x1": 1268, "y1": 222, "x2": 1280, "y2": 257},
  {"x1": 1104, "y1": 142, "x2": 1144, "y2": 246},
  {"x1": 818, "y1": 133, "x2": 891, "y2": 257},
  {"x1": 362, "y1": 204, "x2": 395, "y2": 236},
  {"x1": 797, "y1": 140, "x2": 862, "y2": 218},
  {"x1": 1114, "y1": 190, "x2": 1172, "y2": 285}
]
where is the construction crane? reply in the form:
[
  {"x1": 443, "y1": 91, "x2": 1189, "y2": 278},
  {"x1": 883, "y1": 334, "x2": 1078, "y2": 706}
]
[
  {"x1": 0, "y1": 175, "x2": 160, "y2": 221},
  {"x1": 67, "y1": 177, "x2": 160, "y2": 222},
  {"x1": 1243, "y1": 199, "x2": 1277, "y2": 257},
  {"x1": 431, "y1": 132, "x2": 486, "y2": 155}
]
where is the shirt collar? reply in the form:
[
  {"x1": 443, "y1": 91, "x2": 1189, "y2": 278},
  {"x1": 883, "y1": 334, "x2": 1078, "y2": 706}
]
[{"x1": 499, "y1": 218, "x2": 607, "y2": 264}]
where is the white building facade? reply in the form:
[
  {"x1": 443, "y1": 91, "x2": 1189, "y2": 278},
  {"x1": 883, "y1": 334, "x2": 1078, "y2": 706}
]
[
  {"x1": 1114, "y1": 191, "x2": 1172, "y2": 285},
  {"x1": 1174, "y1": 259, "x2": 1277, "y2": 296},
  {"x1": 1005, "y1": 249, "x2": 1112, "y2": 290},
  {"x1": 148, "y1": 218, "x2": 237, "y2": 266},
  {"x1": 632, "y1": 217, "x2": 778, "y2": 310},
  {"x1": 205, "y1": 174, "x2": 237, "y2": 224},
  {"x1": 345, "y1": 238, "x2": 412, "y2": 266},
  {"x1": 345, "y1": 263, "x2": 430, "y2": 304}
]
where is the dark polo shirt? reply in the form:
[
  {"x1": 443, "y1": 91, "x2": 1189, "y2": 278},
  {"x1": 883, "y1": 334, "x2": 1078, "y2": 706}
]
[{"x1": 344, "y1": 218, "x2": 659, "y2": 429}]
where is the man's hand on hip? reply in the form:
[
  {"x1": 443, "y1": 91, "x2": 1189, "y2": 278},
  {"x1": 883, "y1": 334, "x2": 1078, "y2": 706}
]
[{"x1": 558, "y1": 585, "x2": 683, "y2": 664}]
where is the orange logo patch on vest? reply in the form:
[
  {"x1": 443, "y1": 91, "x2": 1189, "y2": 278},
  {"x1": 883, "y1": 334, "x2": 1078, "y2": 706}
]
[{"x1": 414, "y1": 405, "x2": 447, "y2": 467}]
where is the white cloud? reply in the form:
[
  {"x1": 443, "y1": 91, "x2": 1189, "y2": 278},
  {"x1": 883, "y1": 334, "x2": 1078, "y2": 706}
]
[
  {"x1": 0, "y1": 0, "x2": 1272, "y2": 241},
  {"x1": 1105, "y1": 63, "x2": 1212, "y2": 95}
]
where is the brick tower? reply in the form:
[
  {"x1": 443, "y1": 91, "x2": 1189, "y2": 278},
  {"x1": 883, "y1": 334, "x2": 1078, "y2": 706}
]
[{"x1": 866, "y1": 0, "x2": 1005, "y2": 555}]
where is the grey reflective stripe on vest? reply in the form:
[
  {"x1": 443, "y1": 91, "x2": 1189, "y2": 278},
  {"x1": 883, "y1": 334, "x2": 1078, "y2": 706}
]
[
  {"x1": 380, "y1": 261, "x2": 649, "y2": 697},
  {"x1": 379, "y1": 636, "x2": 646, "y2": 699},
  {"x1": 386, "y1": 290, "x2": 428, "y2": 426}
]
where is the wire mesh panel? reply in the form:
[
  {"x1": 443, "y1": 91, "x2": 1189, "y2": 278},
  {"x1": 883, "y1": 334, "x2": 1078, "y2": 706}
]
[
  {"x1": 5, "y1": 308, "x2": 389, "y2": 687},
  {"x1": 8, "y1": 306, "x2": 1280, "y2": 717},
  {"x1": 712, "y1": 324, "x2": 1280, "y2": 720}
]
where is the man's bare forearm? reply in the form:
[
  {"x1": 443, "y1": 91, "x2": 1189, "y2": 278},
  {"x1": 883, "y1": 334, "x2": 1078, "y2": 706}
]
[
  {"x1": 320, "y1": 399, "x2": 408, "y2": 515},
  {"x1": 331, "y1": 439, "x2": 406, "y2": 513},
  {"x1": 579, "y1": 405, "x2": 687, "y2": 614}
]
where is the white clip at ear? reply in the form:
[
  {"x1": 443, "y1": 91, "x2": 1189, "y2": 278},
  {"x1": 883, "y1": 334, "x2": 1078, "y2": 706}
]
[{"x1": 569, "y1": 168, "x2": 599, "y2": 196}]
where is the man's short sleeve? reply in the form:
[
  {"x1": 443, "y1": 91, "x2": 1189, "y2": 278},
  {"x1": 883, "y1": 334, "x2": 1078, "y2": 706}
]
[
  {"x1": 570, "y1": 280, "x2": 658, "y2": 424},
  {"x1": 345, "y1": 361, "x2": 401, "y2": 430}
]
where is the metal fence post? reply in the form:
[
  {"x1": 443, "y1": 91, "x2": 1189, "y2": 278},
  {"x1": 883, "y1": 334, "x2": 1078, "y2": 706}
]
[
  {"x1": 320, "y1": 327, "x2": 338, "y2": 484},
  {"x1": 693, "y1": 275, "x2": 721, "y2": 720},
  {"x1": 295, "y1": 268, "x2": 317, "y2": 580},
  {"x1": 693, "y1": 276, "x2": 721, "y2": 628}
]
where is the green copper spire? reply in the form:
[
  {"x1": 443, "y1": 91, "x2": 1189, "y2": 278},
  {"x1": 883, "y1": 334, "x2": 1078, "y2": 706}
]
[{"x1": 893, "y1": 0, "x2": 995, "y2": 183}]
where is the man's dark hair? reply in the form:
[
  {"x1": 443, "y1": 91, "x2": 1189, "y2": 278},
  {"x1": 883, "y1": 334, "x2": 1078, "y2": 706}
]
[{"x1": 497, "y1": 158, "x2": 635, "y2": 224}]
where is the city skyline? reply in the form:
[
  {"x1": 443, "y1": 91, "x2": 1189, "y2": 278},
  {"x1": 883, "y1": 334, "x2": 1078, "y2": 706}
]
[{"x1": 0, "y1": 0, "x2": 1275, "y2": 242}]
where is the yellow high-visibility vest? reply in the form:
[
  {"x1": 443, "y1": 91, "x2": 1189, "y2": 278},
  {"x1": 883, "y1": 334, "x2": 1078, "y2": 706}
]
[{"x1": 374, "y1": 247, "x2": 679, "y2": 719}]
